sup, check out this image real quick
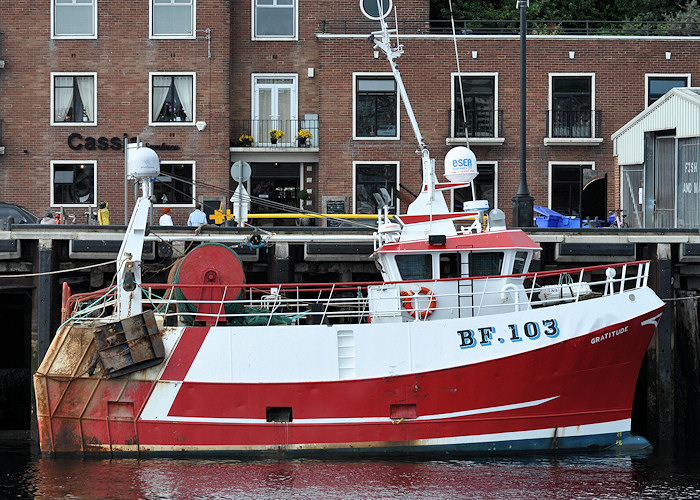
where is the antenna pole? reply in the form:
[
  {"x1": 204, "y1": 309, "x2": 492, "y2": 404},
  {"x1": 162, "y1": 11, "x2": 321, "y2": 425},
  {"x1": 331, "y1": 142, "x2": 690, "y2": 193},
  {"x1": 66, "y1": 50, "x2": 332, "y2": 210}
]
[{"x1": 371, "y1": 13, "x2": 435, "y2": 197}]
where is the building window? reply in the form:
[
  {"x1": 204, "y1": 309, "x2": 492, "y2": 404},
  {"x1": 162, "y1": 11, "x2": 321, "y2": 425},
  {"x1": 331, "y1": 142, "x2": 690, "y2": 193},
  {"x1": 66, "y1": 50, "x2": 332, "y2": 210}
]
[
  {"x1": 452, "y1": 74, "x2": 496, "y2": 138},
  {"x1": 646, "y1": 75, "x2": 690, "y2": 106},
  {"x1": 354, "y1": 163, "x2": 398, "y2": 214},
  {"x1": 150, "y1": 73, "x2": 195, "y2": 124},
  {"x1": 452, "y1": 163, "x2": 496, "y2": 211},
  {"x1": 51, "y1": 161, "x2": 96, "y2": 206},
  {"x1": 151, "y1": 0, "x2": 195, "y2": 38},
  {"x1": 550, "y1": 163, "x2": 606, "y2": 220},
  {"x1": 252, "y1": 75, "x2": 298, "y2": 145},
  {"x1": 550, "y1": 75, "x2": 593, "y2": 138},
  {"x1": 248, "y1": 163, "x2": 301, "y2": 213},
  {"x1": 51, "y1": 73, "x2": 96, "y2": 125},
  {"x1": 355, "y1": 75, "x2": 398, "y2": 139},
  {"x1": 53, "y1": 0, "x2": 96, "y2": 38},
  {"x1": 154, "y1": 162, "x2": 195, "y2": 205},
  {"x1": 254, "y1": 0, "x2": 296, "y2": 39}
]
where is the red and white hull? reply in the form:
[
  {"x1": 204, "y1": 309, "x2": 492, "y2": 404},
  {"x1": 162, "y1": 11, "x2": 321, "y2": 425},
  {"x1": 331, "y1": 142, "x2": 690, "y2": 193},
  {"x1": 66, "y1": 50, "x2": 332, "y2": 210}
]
[{"x1": 34, "y1": 288, "x2": 664, "y2": 455}]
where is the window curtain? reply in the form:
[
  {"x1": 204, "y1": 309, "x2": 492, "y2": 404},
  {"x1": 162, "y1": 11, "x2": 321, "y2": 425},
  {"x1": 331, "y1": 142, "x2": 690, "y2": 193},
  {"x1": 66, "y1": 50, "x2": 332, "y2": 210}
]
[
  {"x1": 174, "y1": 76, "x2": 193, "y2": 121},
  {"x1": 152, "y1": 76, "x2": 171, "y2": 121},
  {"x1": 76, "y1": 76, "x2": 94, "y2": 122},
  {"x1": 54, "y1": 77, "x2": 74, "y2": 122}
]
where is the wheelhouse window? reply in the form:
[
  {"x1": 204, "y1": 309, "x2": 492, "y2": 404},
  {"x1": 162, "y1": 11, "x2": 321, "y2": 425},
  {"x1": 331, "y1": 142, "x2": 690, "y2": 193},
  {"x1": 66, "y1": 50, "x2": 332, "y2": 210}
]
[
  {"x1": 354, "y1": 163, "x2": 398, "y2": 214},
  {"x1": 550, "y1": 75, "x2": 593, "y2": 138},
  {"x1": 646, "y1": 75, "x2": 689, "y2": 106},
  {"x1": 52, "y1": 73, "x2": 96, "y2": 125},
  {"x1": 355, "y1": 75, "x2": 398, "y2": 139},
  {"x1": 513, "y1": 251, "x2": 528, "y2": 275},
  {"x1": 469, "y1": 252, "x2": 503, "y2": 277},
  {"x1": 154, "y1": 162, "x2": 195, "y2": 206},
  {"x1": 53, "y1": 0, "x2": 96, "y2": 38},
  {"x1": 453, "y1": 163, "x2": 496, "y2": 211},
  {"x1": 452, "y1": 74, "x2": 496, "y2": 138},
  {"x1": 151, "y1": 0, "x2": 195, "y2": 38},
  {"x1": 396, "y1": 254, "x2": 433, "y2": 281},
  {"x1": 440, "y1": 253, "x2": 461, "y2": 278},
  {"x1": 254, "y1": 0, "x2": 296, "y2": 39},
  {"x1": 151, "y1": 73, "x2": 195, "y2": 124},
  {"x1": 51, "y1": 161, "x2": 96, "y2": 206}
]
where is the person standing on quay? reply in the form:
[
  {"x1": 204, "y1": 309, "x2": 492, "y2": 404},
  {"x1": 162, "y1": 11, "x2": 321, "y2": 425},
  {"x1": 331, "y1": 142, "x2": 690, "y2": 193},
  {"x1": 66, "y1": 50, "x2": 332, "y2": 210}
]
[
  {"x1": 159, "y1": 207, "x2": 174, "y2": 226},
  {"x1": 187, "y1": 204, "x2": 207, "y2": 226}
]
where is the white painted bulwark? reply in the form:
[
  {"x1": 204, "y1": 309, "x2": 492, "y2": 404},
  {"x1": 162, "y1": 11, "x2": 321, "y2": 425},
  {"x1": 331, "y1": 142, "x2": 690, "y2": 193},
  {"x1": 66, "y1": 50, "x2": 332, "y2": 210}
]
[{"x1": 612, "y1": 87, "x2": 700, "y2": 165}]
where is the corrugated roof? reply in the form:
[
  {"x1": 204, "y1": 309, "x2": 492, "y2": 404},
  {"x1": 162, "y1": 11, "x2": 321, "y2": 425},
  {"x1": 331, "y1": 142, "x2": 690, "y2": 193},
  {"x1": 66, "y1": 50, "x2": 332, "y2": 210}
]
[{"x1": 612, "y1": 87, "x2": 700, "y2": 165}]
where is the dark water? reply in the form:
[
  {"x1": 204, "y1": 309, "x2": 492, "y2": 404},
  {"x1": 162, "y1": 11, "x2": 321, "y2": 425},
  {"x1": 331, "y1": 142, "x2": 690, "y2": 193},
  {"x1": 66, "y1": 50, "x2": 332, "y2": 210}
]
[{"x1": 2, "y1": 440, "x2": 700, "y2": 499}]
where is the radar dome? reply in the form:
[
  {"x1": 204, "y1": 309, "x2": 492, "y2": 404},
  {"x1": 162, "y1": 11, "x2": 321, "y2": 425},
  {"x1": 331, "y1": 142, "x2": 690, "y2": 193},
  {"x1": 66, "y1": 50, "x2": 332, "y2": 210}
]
[
  {"x1": 127, "y1": 147, "x2": 160, "y2": 178},
  {"x1": 444, "y1": 146, "x2": 477, "y2": 183}
]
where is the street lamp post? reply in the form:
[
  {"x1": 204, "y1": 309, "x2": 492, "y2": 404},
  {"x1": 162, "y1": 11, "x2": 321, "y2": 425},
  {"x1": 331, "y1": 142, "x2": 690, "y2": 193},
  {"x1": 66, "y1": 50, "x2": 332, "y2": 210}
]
[{"x1": 512, "y1": 0, "x2": 534, "y2": 227}]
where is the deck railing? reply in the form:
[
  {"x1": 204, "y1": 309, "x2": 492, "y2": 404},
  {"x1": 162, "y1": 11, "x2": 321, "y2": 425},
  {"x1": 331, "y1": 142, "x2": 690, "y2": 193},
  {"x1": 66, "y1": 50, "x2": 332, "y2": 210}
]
[
  {"x1": 62, "y1": 261, "x2": 652, "y2": 327},
  {"x1": 231, "y1": 118, "x2": 319, "y2": 148}
]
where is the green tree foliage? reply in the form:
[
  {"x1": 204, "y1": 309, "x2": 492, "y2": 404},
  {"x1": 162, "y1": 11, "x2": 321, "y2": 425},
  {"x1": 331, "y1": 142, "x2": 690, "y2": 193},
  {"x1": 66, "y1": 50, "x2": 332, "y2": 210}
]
[{"x1": 430, "y1": 0, "x2": 690, "y2": 22}]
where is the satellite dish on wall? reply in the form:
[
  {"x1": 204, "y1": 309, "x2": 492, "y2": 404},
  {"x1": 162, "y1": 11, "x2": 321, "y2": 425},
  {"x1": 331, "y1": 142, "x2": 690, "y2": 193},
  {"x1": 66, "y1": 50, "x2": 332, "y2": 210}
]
[{"x1": 360, "y1": 0, "x2": 392, "y2": 20}]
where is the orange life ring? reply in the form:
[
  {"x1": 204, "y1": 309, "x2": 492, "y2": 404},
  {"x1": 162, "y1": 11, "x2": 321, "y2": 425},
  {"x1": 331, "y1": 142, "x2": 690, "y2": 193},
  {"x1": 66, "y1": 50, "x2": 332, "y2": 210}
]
[{"x1": 400, "y1": 287, "x2": 437, "y2": 319}]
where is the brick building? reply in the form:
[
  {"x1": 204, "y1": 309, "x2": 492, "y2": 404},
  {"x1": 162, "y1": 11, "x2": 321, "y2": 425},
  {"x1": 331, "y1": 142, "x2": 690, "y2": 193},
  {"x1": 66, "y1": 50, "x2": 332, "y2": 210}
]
[{"x1": 1, "y1": 1, "x2": 698, "y2": 226}]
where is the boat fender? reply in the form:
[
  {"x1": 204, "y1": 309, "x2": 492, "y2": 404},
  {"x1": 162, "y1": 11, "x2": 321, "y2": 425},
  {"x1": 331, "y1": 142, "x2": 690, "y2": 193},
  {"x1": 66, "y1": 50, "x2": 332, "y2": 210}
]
[{"x1": 400, "y1": 287, "x2": 436, "y2": 319}]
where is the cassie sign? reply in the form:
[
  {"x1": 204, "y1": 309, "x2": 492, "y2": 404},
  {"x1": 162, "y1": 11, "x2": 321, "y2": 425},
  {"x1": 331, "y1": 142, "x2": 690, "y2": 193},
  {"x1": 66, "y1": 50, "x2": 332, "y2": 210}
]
[{"x1": 67, "y1": 133, "x2": 180, "y2": 152}]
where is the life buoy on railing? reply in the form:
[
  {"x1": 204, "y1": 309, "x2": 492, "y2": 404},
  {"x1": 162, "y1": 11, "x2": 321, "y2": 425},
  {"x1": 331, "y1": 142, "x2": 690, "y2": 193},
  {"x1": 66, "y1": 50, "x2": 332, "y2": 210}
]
[{"x1": 400, "y1": 287, "x2": 437, "y2": 319}]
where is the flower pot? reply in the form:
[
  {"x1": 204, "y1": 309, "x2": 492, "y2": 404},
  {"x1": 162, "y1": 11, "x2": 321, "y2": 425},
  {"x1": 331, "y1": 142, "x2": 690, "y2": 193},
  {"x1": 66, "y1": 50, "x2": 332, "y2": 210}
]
[
  {"x1": 270, "y1": 138, "x2": 278, "y2": 144},
  {"x1": 298, "y1": 137, "x2": 307, "y2": 146}
]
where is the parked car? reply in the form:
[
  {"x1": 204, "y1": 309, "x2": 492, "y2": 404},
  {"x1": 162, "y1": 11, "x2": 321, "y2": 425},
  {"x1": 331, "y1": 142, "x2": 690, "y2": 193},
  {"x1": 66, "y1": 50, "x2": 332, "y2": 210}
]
[{"x1": 0, "y1": 202, "x2": 39, "y2": 225}]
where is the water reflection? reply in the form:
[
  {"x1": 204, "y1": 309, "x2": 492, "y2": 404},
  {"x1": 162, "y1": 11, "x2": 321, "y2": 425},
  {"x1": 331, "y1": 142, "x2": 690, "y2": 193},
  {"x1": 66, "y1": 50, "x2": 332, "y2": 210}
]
[{"x1": 2, "y1": 442, "x2": 700, "y2": 499}]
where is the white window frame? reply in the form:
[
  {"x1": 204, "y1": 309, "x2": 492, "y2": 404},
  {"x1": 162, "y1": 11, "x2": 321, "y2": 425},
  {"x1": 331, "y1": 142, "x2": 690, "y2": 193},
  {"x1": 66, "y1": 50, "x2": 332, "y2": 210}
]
[
  {"x1": 150, "y1": 0, "x2": 196, "y2": 39},
  {"x1": 547, "y1": 160, "x2": 596, "y2": 209},
  {"x1": 251, "y1": 73, "x2": 299, "y2": 144},
  {"x1": 546, "y1": 73, "x2": 597, "y2": 144},
  {"x1": 51, "y1": 0, "x2": 98, "y2": 39},
  {"x1": 149, "y1": 72, "x2": 197, "y2": 126},
  {"x1": 352, "y1": 161, "x2": 400, "y2": 214},
  {"x1": 353, "y1": 72, "x2": 400, "y2": 141},
  {"x1": 50, "y1": 160, "x2": 98, "y2": 208},
  {"x1": 50, "y1": 72, "x2": 98, "y2": 126},
  {"x1": 644, "y1": 73, "x2": 691, "y2": 107},
  {"x1": 450, "y1": 161, "x2": 498, "y2": 211},
  {"x1": 450, "y1": 72, "x2": 499, "y2": 139},
  {"x1": 153, "y1": 160, "x2": 197, "y2": 207},
  {"x1": 252, "y1": 0, "x2": 298, "y2": 41}
]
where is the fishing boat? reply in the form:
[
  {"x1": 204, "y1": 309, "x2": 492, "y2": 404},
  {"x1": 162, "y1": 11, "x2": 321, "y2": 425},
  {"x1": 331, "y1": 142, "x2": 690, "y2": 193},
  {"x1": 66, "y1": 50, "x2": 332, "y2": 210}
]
[{"x1": 33, "y1": 3, "x2": 665, "y2": 456}]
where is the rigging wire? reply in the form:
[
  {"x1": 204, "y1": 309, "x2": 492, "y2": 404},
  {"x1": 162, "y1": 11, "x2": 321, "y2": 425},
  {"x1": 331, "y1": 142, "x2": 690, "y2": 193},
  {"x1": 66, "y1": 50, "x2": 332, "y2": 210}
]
[{"x1": 449, "y1": 0, "x2": 470, "y2": 148}]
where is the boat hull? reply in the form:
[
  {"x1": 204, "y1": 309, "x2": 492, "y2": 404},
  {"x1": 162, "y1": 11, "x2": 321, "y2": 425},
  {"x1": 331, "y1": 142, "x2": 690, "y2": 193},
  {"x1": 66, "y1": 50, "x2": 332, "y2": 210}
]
[{"x1": 34, "y1": 290, "x2": 664, "y2": 456}]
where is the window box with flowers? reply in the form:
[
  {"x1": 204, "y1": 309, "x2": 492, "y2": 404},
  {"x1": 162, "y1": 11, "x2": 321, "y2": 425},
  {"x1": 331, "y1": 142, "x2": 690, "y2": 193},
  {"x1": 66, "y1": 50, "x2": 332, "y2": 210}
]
[
  {"x1": 239, "y1": 134, "x2": 255, "y2": 147},
  {"x1": 269, "y1": 129, "x2": 284, "y2": 144},
  {"x1": 297, "y1": 129, "x2": 312, "y2": 146}
]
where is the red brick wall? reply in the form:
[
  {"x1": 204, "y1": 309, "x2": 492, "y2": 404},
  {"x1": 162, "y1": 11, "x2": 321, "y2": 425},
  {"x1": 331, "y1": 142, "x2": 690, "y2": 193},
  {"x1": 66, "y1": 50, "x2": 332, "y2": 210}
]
[
  {"x1": 2, "y1": 0, "x2": 699, "y2": 225},
  {"x1": 0, "y1": 0, "x2": 231, "y2": 224}
]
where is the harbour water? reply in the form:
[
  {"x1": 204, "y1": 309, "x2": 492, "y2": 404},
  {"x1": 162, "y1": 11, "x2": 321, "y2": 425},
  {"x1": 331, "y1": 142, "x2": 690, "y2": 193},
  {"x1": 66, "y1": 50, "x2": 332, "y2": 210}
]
[{"x1": 2, "y1": 439, "x2": 700, "y2": 499}]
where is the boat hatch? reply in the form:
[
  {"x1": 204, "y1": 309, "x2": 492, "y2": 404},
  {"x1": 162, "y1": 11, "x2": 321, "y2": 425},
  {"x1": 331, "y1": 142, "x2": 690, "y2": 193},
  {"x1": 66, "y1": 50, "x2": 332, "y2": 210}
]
[{"x1": 91, "y1": 310, "x2": 165, "y2": 378}]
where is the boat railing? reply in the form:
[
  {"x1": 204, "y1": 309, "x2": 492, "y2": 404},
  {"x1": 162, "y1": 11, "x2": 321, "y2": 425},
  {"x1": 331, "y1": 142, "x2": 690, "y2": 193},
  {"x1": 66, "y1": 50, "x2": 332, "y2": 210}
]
[{"x1": 61, "y1": 261, "x2": 652, "y2": 327}]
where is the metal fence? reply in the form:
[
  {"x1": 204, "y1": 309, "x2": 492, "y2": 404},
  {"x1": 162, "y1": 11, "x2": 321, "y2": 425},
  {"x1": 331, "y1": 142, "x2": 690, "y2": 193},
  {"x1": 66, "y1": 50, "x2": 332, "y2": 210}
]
[
  {"x1": 545, "y1": 110, "x2": 602, "y2": 139},
  {"x1": 447, "y1": 109, "x2": 504, "y2": 138},
  {"x1": 320, "y1": 19, "x2": 700, "y2": 36},
  {"x1": 231, "y1": 118, "x2": 319, "y2": 148}
]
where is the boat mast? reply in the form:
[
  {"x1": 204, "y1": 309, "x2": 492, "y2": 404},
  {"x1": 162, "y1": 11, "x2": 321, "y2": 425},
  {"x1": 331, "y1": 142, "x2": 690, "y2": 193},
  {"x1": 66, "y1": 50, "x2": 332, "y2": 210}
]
[
  {"x1": 116, "y1": 144, "x2": 160, "y2": 319},
  {"x1": 369, "y1": 5, "x2": 436, "y2": 201}
]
